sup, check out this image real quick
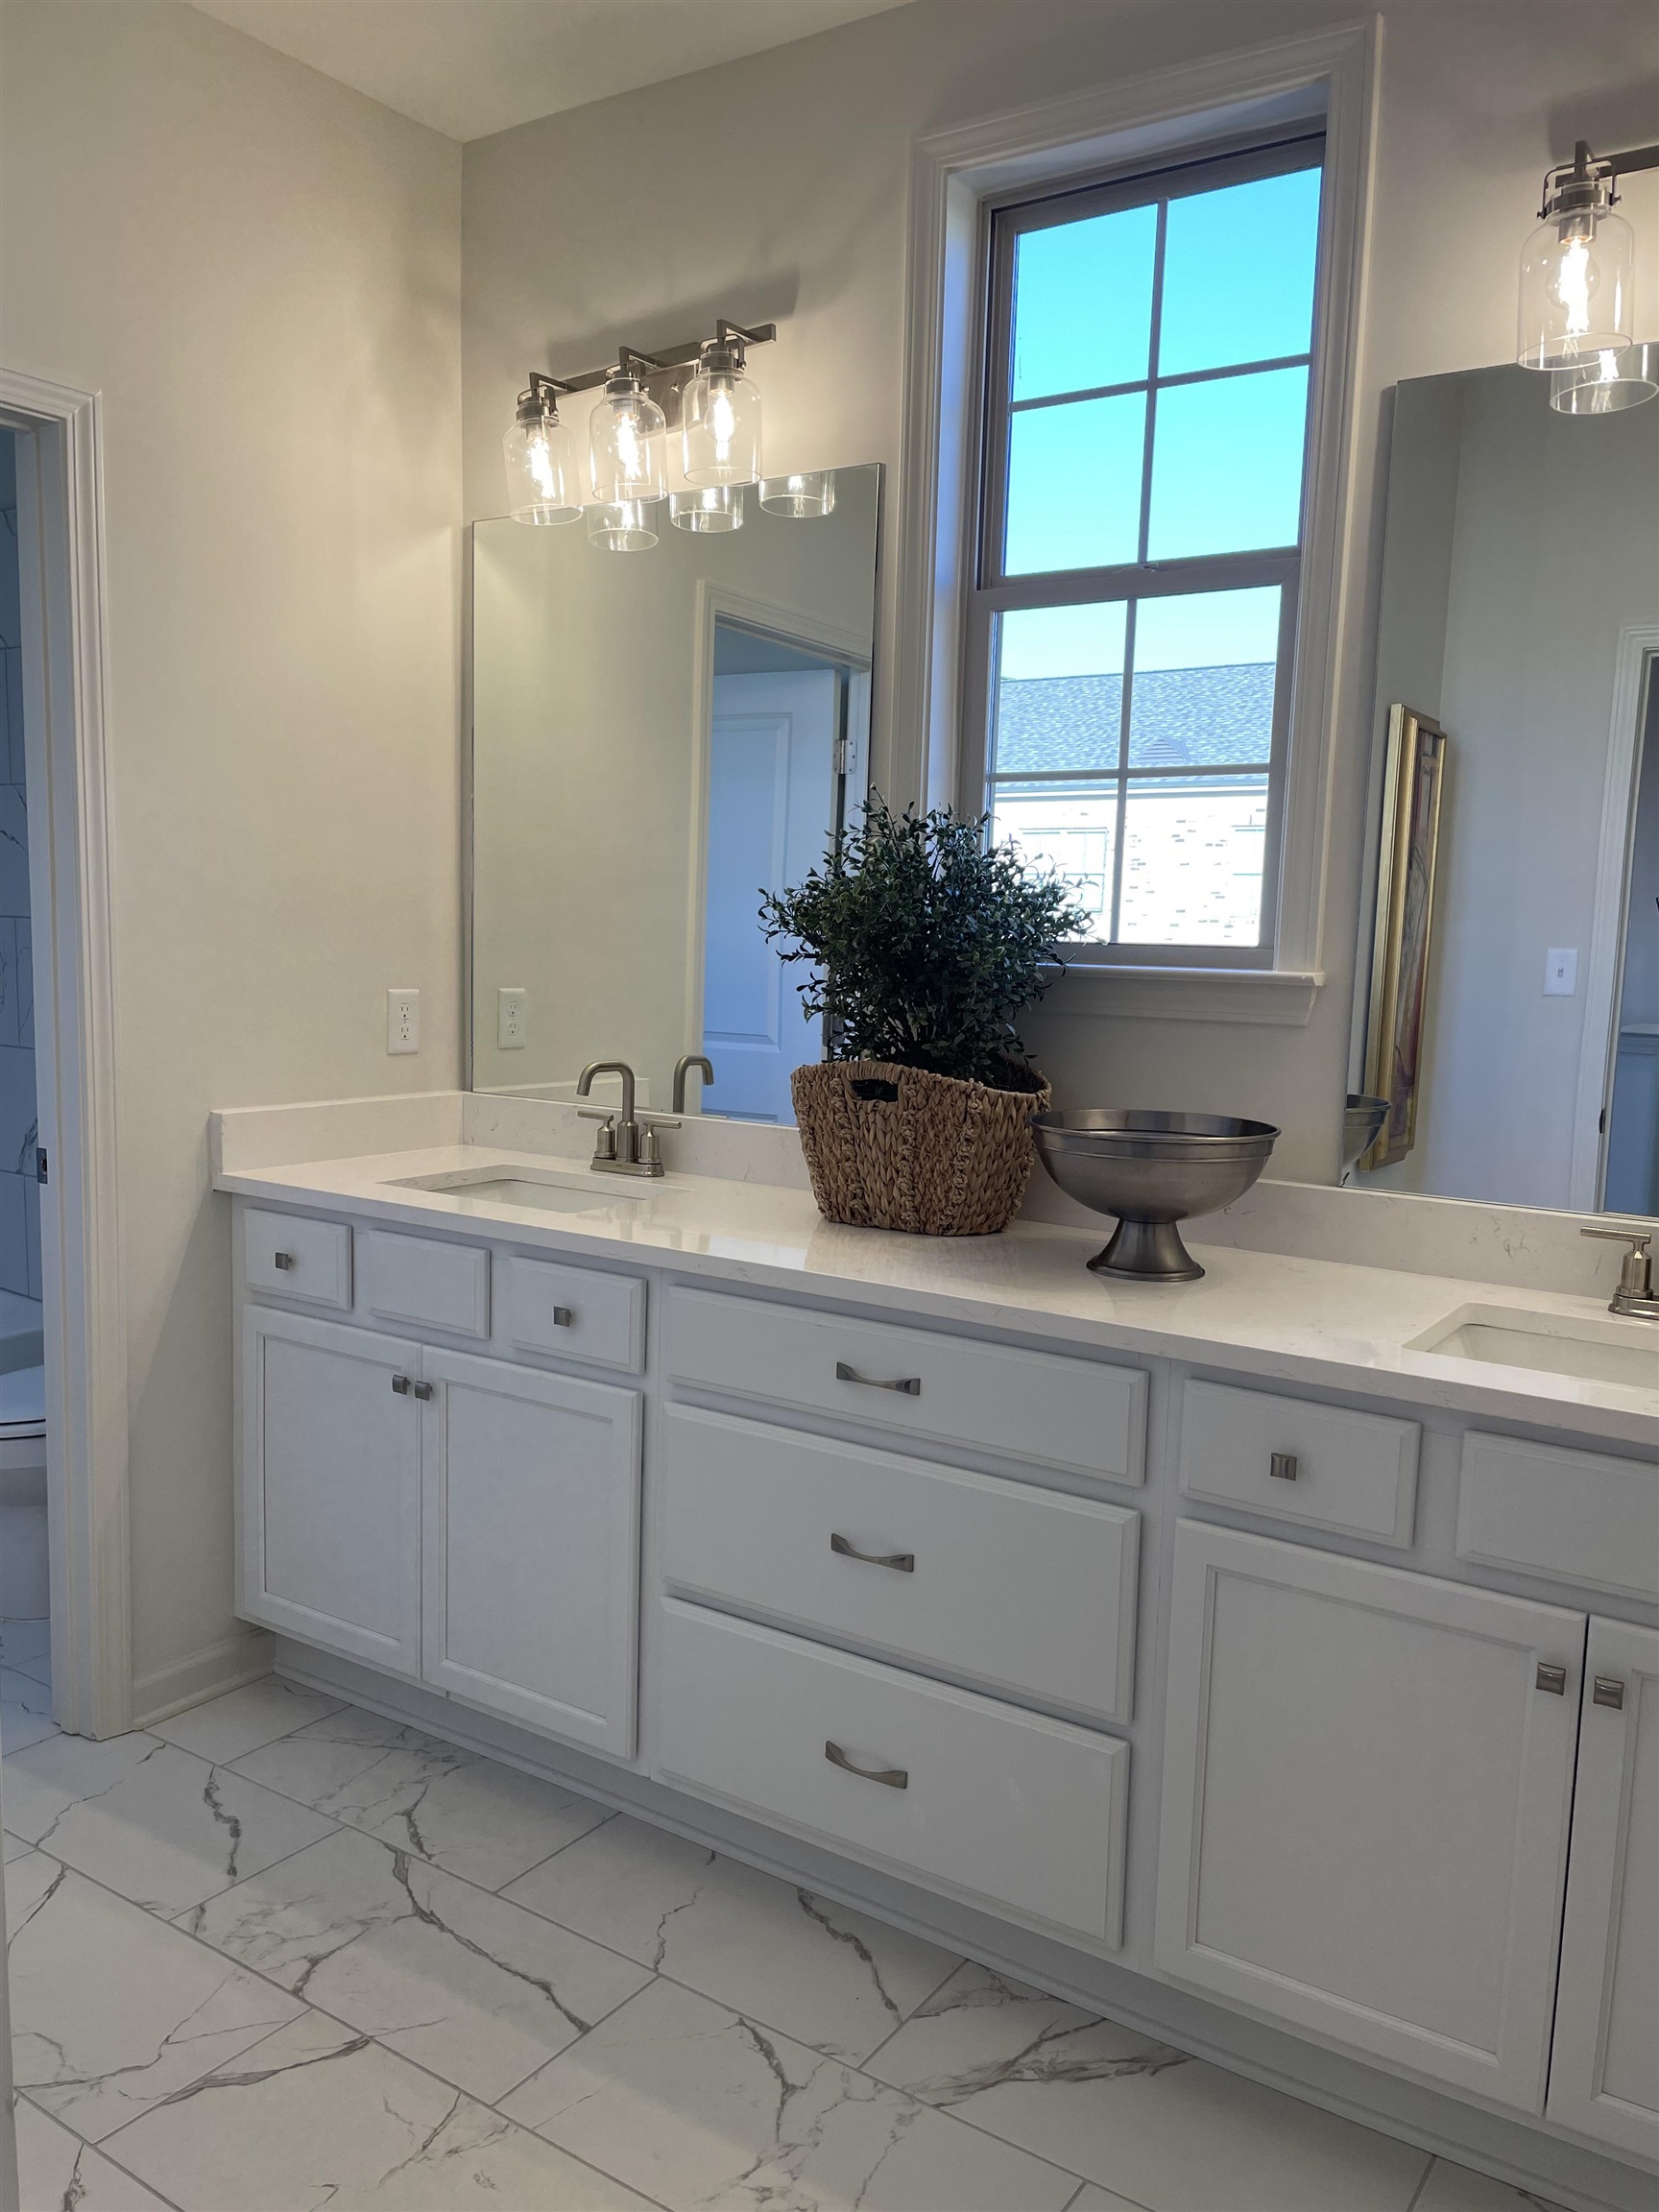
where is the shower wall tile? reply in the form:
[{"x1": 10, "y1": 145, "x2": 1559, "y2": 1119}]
[
  {"x1": 23, "y1": 1169, "x2": 39, "y2": 1298},
  {"x1": 0, "y1": 919, "x2": 18, "y2": 1049},
  {"x1": 0, "y1": 1045, "x2": 36, "y2": 1180},
  {"x1": 0, "y1": 786, "x2": 28, "y2": 922},
  {"x1": 3, "y1": 651, "x2": 22, "y2": 787}
]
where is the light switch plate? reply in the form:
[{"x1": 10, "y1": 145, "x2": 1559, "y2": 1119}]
[
  {"x1": 497, "y1": 985, "x2": 527, "y2": 1050},
  {"x1": 387, "y1": 987, "x2": 421, "y2": 1053},
  {"x1": 1544, "y1": 949, "x2": 1578, "y2": 997}
]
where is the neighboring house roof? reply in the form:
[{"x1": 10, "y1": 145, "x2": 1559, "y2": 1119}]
[{"x1": 992, "y1": 662, "x2": 1276, "y2": 776}]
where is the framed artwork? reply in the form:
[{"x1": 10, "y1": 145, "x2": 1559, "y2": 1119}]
[{"x1": 1362, "y1": 705, "x2": 1448, "y2": 1168}]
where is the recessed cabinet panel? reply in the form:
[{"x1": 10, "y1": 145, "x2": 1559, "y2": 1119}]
[
  {"x1": 359, "y1": 1228, "x2": 490, "y2": 1339},
  {"x1": 1157, "y1": 1522, "x2": 1582, "y2": 2109},
  {"x1": 421, "y1": 1348, "x2": 641, "y2": 1756},
  {"x1": 1179, "y1": 1380, "x2": 1418, "y2": 1545},
  {"x1": 1547, "y1": 1617, "x2": 1659, "y2": 2159},
  {"x1": 665, "y1": 1286, "x2": 1146, "y2": 1482},
  {"x1": 244, "y1": 1208, "x2": 351, "y2": 1310},
  {"x1": 239, "y1": 1307, "x2": 421, "y2": 1675},
  {"x1": 500, "y1": 1254, "x2": 645, "y2": 1373},
  {"x1": 661, "y1": 1403, "x2": 1139, "y2": 1722},
  {"x1": 1457, "y1": 1432, "x2": 1659, "y2": 1601},
  {"x1": 658, "y1": 1599, "x2": 1129, "y2": 1943}
]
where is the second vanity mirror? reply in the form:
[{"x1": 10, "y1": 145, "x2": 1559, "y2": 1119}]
[
  {"x1": 1353, "y1": 360, "x2": 1658, "y2": 1218},
  {"x1": 469, "y1": 463, "x2": 879, "y2": 1121}
]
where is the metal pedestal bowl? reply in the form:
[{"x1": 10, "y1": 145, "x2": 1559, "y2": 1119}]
[
  {"x1": 1342, "y1": 1094, "x2": 1389, "y2": 1169},
  {"x1": 1032, "y1": 1109, "x2": 1280, "y2": 1283}
]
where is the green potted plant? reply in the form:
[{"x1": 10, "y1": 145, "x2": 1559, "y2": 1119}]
[{"x1": 761, "y1": 800, "x2": 1088, "y2": 1235}]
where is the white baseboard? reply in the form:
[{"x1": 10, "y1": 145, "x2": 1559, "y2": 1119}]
[
  {"x1": 275, "y1": 1638, "x2": 1652, "y2": 2212},
  {"x1": 131, "y1": 1629, "x2": 274, "y2": 1728}
]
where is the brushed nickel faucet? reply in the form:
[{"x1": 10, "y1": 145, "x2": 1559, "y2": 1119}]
[
  {"x1": 575, "y1": 1059, "x2": 677, "y2": 1178},
  {"x1": 1581, "y1": 1225, "x2": 1659, "y2": 1318},
  {"x1": 673, "y1": 1054, "x2": 714, "y2": 1113}
]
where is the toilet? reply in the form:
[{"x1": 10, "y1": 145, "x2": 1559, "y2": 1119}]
[{"x1": 0, "y1": 1332, "x2": 48, "y2": 1623}]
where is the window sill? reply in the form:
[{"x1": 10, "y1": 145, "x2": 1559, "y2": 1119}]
[{"x1": 1040, "y1": 963, "x2": 1324, "y2": 1026}]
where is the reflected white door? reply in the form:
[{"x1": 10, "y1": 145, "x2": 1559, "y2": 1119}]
[{"x1": 701, "y1": 670, "x2": 838, "y2": 1123}]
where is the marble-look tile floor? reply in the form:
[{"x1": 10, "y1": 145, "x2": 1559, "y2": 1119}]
[
  {"x1": 0, "y1": 1622, "x2": 57, "y2": 1755},
  {"x1": 1, "y1": 1682, "x2": 1570, "y2": 2212}
]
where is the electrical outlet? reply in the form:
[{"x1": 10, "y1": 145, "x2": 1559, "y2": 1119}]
[
  {"x1": 497, "y1": 985, "x2": 527, "y2": 1050},
  {"x1": 1544, "y1": 949, "x2": 1578, "y2": 997},
  {"x1": 387, "y1": 987, "x2": 421, "y2": 1053}
]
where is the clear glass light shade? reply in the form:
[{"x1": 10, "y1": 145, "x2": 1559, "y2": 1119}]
[
  {"x1": 1550, "y1": 340, "x2": 1659, "y2": 414},
  {"x1": 757, "y1": 469, "x2": 837, "y2": 518},
  {"x1": 589, "y1": 378, "x2": 667, "y2": 504},
  {"x1": 669, "y1": 486, "x2": 745, "y2": 533},
  {"x1": 1518, "y1": 199, "x2": 1637, "y2": 368},
  {"x1": 587, "y1": 498, "x2": 659, "y2": 552},
  {"x1": 502, "y1": 409, "x2": 581, "y2": 523},
  {"x1": 681, "y1": 365, "x2": 762, "y2": 487}
]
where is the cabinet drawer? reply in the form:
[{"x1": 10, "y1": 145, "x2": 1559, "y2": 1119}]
[
  {"x1": 661, "y1": 1405, "x2": 1138, "y2": 1722},
  {"x1": 500, "y1": 1255, "x2": 644, "y2": 1373},
  {"x1": 665, "y1": 1286, "x2": 1145, "y2": 1482},
  {"x1": 244, "y1": 1209, "x2": 351, "y2": 1310},
  {"x1": 1179, "y1": 1380, "x2": 1418, "y2": 1546},
  {"x1": 359, "y1": 1230, "x2": 489, "y2": 1339},
  {"x1": 658, "y1": 1599, "x2": 1128, "y2": 1942},
  {"x1": 1456, "y1": 1433, "x2": 1659, "y2": 1600}
]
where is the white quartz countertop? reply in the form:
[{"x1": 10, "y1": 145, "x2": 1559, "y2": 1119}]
[{"x1": 216, "y1": 1144, "x2": 1659, "y2": 1450}]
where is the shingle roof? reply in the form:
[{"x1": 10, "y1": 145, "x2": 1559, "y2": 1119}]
[{"x1": 992, "y1": 662, "x2": 1276, "y2": 776}]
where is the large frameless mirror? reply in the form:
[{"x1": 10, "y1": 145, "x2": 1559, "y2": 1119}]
[
  {"x1": 469, "y1": 463, "x2": 879, "y2": 1122},
  {"x1": 1351, "y1": 362, "x2": 1658, "y2": 1214}
]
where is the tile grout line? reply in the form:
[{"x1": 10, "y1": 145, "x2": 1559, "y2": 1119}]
[
  {"x1": 853, "y1": 1951, "x2": 966, "y2": 2075},
  {"x1": 16, "y1": 2085, "x2": 190, "y2": 2212},
  {"x1": 1403, "y1": 2149, "x2": 1438, "y2": 2212}
]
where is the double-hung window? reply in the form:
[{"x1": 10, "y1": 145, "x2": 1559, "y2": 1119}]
[{"x1": 970, "y1": 136, "x2": 1325, "y2": 962}]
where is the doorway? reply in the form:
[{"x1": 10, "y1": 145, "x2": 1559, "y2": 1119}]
[
  {"x1": 1603, "y1": 662, "x2": 1659, "y2": 1214},
  {"x1": 0, "y1": 369, "x2": 129, "y2": 1743},
  {"x1": 697, "y1": 617, "x2": 870, "y2": 1123}
]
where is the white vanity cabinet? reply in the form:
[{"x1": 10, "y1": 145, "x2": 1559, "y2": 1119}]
[
  {"x1": 1548, "y1": 1618, "x2": 1659, "y2": 2158},
  {"x1": 239, "y1": 1306, "x2": 424, "y2": 1676},
  {"x1": 421, "y1": 1348, "x2": 639, "y2": 1755},
  {"x1": 1156, "y1": 1521, "x2": 1584, "y2": 2111}
]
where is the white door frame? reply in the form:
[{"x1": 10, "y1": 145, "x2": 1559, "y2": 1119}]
[
  {"x1": 1569, "y1": 623, "x2": 1659, "y2": 1214},
  {"x1": 1, "y1": 369, "x2": 131, "y2": 1739}
]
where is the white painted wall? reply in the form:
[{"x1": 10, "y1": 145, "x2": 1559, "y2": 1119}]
[
  {"x1": 1365, "y1": 368, "x2": 1658, "y2": 1207},
  {"x1": 461, "y1": 0, "x2": 1657, "y2": 1186},
  {"x1": 0, "y1": 2, "x2": 461, "y2": 1719}
]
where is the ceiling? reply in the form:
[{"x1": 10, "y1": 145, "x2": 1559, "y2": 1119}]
[{"x1": 189, "y1": 0, "x2": 916, "y2": 142}]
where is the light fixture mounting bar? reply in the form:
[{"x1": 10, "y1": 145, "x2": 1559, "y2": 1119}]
[
  {"x1": 1540, "y1": 137, "x2": 1659, "y2": 215},
  {"x1": 527, "y1": 321, "x2": 778, "y2": 398}
]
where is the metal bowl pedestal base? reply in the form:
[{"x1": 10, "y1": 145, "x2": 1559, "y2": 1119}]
[{"x1": 1087, "y1": 1215, "x2": 1206, "y2": 1283}]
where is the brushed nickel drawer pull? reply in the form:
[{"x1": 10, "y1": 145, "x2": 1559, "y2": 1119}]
[
  {"x1": 273, "y1": 1252, "x2": 297, "y2": 1271},
  {"x1": 834, "y1": 1361, "x2": 921, "y2": 1396},
  {"x1": 1536, "y1": 1662, "x2": 1568, "y2": 1695},
  {"x1": 825, "y1": 1740, "x2": 908, "y2": 1790},
  {"x1": 411, "y1": 1381, "x2": 434, "y2": 1402},
  {"x1": 551, "y1": 1306, "x2": 574, "y2": 1328},
  {"x1": 1593, "y1": 1675, "x2": 1626, "y2": 1710},
  {"x1": 1269, "y1": 1452, "x2": 1298, "y2": 1481},
  {"x1": 830, "y1": 1532, "x2": 915, "y2": 1574},
  {"x1": 392, "y1": 1374, "x2": 412, "y2": 1396}
]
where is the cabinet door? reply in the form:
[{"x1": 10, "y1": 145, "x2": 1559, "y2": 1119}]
[
  {"x1": 239, "y1": 1307, "x2": 422, "y2": 1675},
  {"x1": 421, "y1": 1348, "x2": 640, "y2": 1756},
  {"x1": 1547, "y1": 1618, "x2": 1659, "y2": 2159},
  {"x1": 1157, "y1": 1522, "x2": 1583, "y2": 2110}
]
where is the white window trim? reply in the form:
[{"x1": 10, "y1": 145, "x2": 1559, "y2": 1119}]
[{"x1": 895, "y1": 17, "x2": 1380, "y2": 1023}]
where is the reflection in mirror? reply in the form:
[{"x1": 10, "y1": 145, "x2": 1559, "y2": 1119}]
[
  {"x1": 469, "y1": 465, "x2": 878, "y2": 1122},
  {"x1": 1354, "y1": 365, "x2": 1657, "y2": 1214}
]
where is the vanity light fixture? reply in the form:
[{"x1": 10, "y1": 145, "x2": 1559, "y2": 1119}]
[
  {"x1": 669, "y1": 486, "x2": 745, "y2": 534},
  {"x1": 502, "y1": 375, "x2": 582, "y2": 524},
  {"x1": 758, "y1": 469, "x2": 837, "y2": 518},
  {"x1": 589, "y1": 350, "x2": 670, "y2": 506},
  {"x1": 587, "y1": 497, "x2": 659, "y2": 553},
  {"x1": 682, "y1": 321, "x2": 765, "y2": 488},
  {"x1": 1518, "y1": 138, "x2": 1657, "y2": 372},
  {"x1": 1549, "y1": 340, "x2": 1659, "y2": 415}
]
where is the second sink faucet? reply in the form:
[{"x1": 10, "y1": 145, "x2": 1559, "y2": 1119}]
[{"x1": 575, "y1": 1059, "x2": 677, "y2": 1179}]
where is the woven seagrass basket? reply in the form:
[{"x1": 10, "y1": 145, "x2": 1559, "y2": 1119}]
[{"x1": 791, "y1": 1058, "x2": 1050, "y2": 1237}]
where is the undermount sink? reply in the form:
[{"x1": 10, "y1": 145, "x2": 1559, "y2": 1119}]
[
  {"x1": 1409, "y1": 1305, "x2": 1658, "y2": 1390},
  {"x1": 390, "y1": 1165, "x2": 651, "y2": 1215}
]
